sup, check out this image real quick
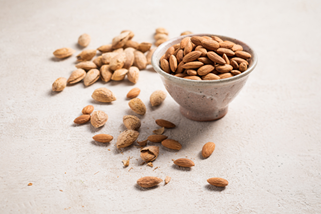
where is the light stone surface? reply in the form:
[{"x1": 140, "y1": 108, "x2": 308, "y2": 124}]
[{"x1": 1, "y1": 0, "x2": 321, "y2": 213}]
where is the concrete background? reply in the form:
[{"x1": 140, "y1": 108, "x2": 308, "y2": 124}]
[{"x1": 0, "y1": 0, "x2": 321, "y2": 213}]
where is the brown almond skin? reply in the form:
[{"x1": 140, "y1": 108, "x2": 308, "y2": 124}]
[
  {"x1": 197, "y1": 65, "x2": 215, "y2": 76},
  {"x1": 219, "y1": 41, "x2": 234, "y2": 49},
  {"x1": 207, "y1": 177, "x2": 228, "y2": 187},
  {"x1": 202, "y1": 142, "x2": 215, "y2": 158},
  {"x1": 207, "y1": 51, "x2": 226, "y2": 65},
  {"x1": 160, "y1": 59, "x2": 170, "y2": 73},
  {"x1": 198, "y1": 57, "x2": 213, "y2": 65},
  {"x1": 231, "y1": 70, "x2": 241, "y2": 76},
  {"x1": 162, "y1": 139, "x2": 182, "y2": 150},
  {"x1": 140, "y1": 146, "x2": 159, "y2": 162},
  {"x1": 180, "y1": 37, "x2": 191, "y2": 49},
  {"x1": 184, "y1": 40, "x2": 193, "y2": 55},
  {"x1": 169, "y1": 55, "x2": 177, "y2": 72},
  {"x1": 216, "y1": 48, "x2": 235, "y2": 57},
  {"x1": 92, "y1": 134, "x2": 113, "y2": 143},
  {"x1": 191, "y1": 36, "x2": 203, "y2": 46},
  {"x1": 201, "y1": 39, "x2": 219, "y2": 50},
  {"x1": 232, "y1": 44, "x2": 243, "y2": 52},
  {"x1": 239, "y1": 62, "x2": 248, "y2": 72},
  {"x1": 235, "y1": 51, "x2": 251, "y2": 59},
  {"x1": 231, "y1": 57, "x2": 249, "y2": 65},
  {"x1": 155, "y1": 119, "x2": 176, "y2": 128},
  {"x1": 182, "y1": 51, "x2": 202, "y2": 63},
  {"x1": 74, "y1": 115, "x2": 91, "y2": 124},
  {"x1": 216, "y1": 64, "x2": 233, "y2": 73},
  {"x1": 82, "y1": 105, "x2": 94, "y2": 114},
  {"x1": 137, "y1": 176, "x2": 162, "y2": 188},
  {"x1": 127, "y1": 87, "x2": 141, "y2": 99},
  {"x1": 181, "y1": 61, "x2": 204, "y2": 69},
  {"x1": 173, "y1": 158, "x2": 195, "y2": 167},
  {"x1": 218, "y1": 73, "x2": 233, "y2": 79},
  {"x1": 202, "y1": 73, "x2": 220, "y2": 80},
  {"x1": 147, "y1": 135, "x2": 168, "y2": 143}
]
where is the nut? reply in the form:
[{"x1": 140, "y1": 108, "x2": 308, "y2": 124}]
[
  {"x1": 97, "y1": 44, "x2": 113, "y2": 53},
  {"x1": 140, "y1": 146, "x2": 159, "y2": 162},
  {"x1": 109, "y1": 52, "x2": 126, "y2": 71},
  {"x1": 112, "y1": 31, "x2": 130, "y2": 49},
  {"x1": 123, "y1": 48, "x2": 135, "y2": 69},
  {"x1": 138, "y1": 42, "x2": 152, "y2": 53},
  {"x1": 164, "y1": 176, "x2": 171, "y2": 185},
  {"x1": 127, "y1": 66, "x2": 139, "y2": 84},
  {"x1": 173, "y1": 158, "x2": 195, "y2": 167},
  {"x1": 82, "y1": 105, "x2": 94, "y2": 114},
  {"x1": 53, "y1": 48, "x2": 75, "y2": 59},
  {"x1": 75, "y1": 61, "x2": 97, "y2": 71},
  {"x1": 100, "y1": 65, "x2": 113, "y2": 83},
  {"x1": 83, "y1": 69, "x2": 100, "y2": 86},
  {"x1": 123, "y1": 115, "x2": 141, "y2": 130},
  {"x1": 207, "y1": 177, "x2": 228, "y2": 187},
  {"x1": 67, "y1": 69, "x2": 86, "y2": 84},
  {"x1": 202, "y1": 142, "x2": 215, "y2": 158},
  {"x1": 146, "y1": 48, "x2": 156, "y2": 65},
  {"x1": 77, "y1": 49, "x2": 97, "y2": 61},
  {"x1": 92, "y1": 134, "x2": 113, "y2": 143},
  {"x1": 155, "y1": 119, "x2": 176, "y2": 128},
  {"x1": 78, "y1": 33, "x2": 90, "y2": 47},
  {"x1": 134, "y1": 51, "x2": 147, "y2": 70},
  {"x1": 128, "y1": 98, "x2": 146, "y2": 115},
  {"x1": 92, "y1": 87, "x2": 116, "y2": 103},
  {"x1": 116, "y1": 130, "x2": 139, "y2": 148},
  {"x1": 111, "y1": 68, "x2": 128, "y2": 81},
  {"x1": 74, "y1": 115, "x2": 91, "y2": 124},
  {"x1": 150, "y1": 90, "x2": 166, "y2": 107},
  {"x1": 127, "y1": 87, "x2": 141, "y2": 99},
  {"x1": 137, "y1": 176, "x2": 162, "y2": 188},
  {"x1": 153, "y1": 127, "x2": 165, "y2": 135},
  {"x1": 147, "y1": 135, "x2": 168, "y2": 143},
  {"x1": 90, "y1": 110, "x2": 108, "y2": 128},
  {"x1": 161, "y1": 139, "x2": 182, "y2": 150},
  {"x1": 52, "y1": 77, "x2": 67, "y2": 92}
]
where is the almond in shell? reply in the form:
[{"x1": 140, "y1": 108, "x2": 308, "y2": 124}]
[
  {"x1": 138, "y1": 42, "x2": 152, "y2": 53},
  {"x1": 83, "y1": 69, "x2": 100, "y2": 86},
  {"x1": 134, "y1": 51, "x2": 147, "y2": 70},
  {"x1": 123, "y1": 48, "x2": 135, "y2": 69},
  {"x1": 116, "y1": 130, "x2": 139, "y2": 148},
  {"x1": 92, "y1": 134, "x2": 113, "y2": 143},
  {"x1": 127, "y1": 66, "x2": 139, "y2": 84},
  {"x1": 53, "y1": 48, "x2": 75, "y2": 59},
  {"x1": 112, "y1": 31, "x2": 130, "y2": 49},
  {"x1": 93, "y1": 56, "x2": 103, "y2": 68},
  {"x1": 182, "y1": 61, "x2": 204, "y2": 69},
  {"x1": 216, "y1": 64, "x2": 233, "y2": 73},
  {"x1": 128, "y1": 98, "x2": 146, "y2": 115},
  {"x1": 92, "y1": 87, "x2": 116, "y2": 103},
  {"x1": 123, "y1": 115, "x2": 141, "y2": 130},
  {"x1": 75, "y1": 61, "x2": 97, "y2": 71},
  {"x1": 124, "y1": 40, "x2": 139, "y2": 49},
  {"x1": 109, "y1": 52, "x2": 126, "y2": 71},
  {"x1": 97, "y1": 44, "x2": 113, "y2": 53},
  {"x1": 52, "y1": 77, "x2": 67, "y2": 92},
  {"x1": 91, "y1": 110, "x2": 108, "y2": 128},
  {"x1": 101, "y1": 52, "x2": 117, "y2": 64},
  {"x1": 137, "y1": 176, "x2": 162, "y2": 188},
  {"x1": 100, "y1": 65, "x2": 113, "y2": 82},
  {"x1": 78, "y1": 33, "x2": 90, "y2": 47},
  {"x1": 197, "y1": 65, "x2": 215, "y2": 76},
  {"x1": 77, "y1": 49, "x2": 97, "y2": 61},
  {"x1": 150, "y1": 90, "x2": 166, "y2": 107}
]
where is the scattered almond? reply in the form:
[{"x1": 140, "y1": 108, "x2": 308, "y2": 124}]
[
  {"x1": 74, "y1": 115, "x2": 91, "y2": 124},
  {"x1": 77, "y1": 49, "x2": 96, "y2": 61},
  {"x1": 92, "y1": 134, "x2": 113, "y2": 143},
  {"x1": 128, "y1": 98, "x2": 146, "y2": 115},
  {"x1": 90, "y1": 110, "x2": 108, "y2": 128},
  {"x1": 202, "y1": 142, "x2": 215, "y2": 158},
  {"x1": 140, "y1": 146, "x2": 159, "y2": 162},
  {"x1": 78, "y1": 33, "x2": 90, "y2": 47},
  {"x1": 155, "y1": 119, "x2": 176, "y2": 129},
  {"x1": 127, "y1": 66, "x2": 139, "y2": 84},
  {"x1": 92, "y1": 87, "x2": 116, "y2": 103},
  {"x1": 52, "y1": 77, "x2": 67, "y2": 92},
  {"x1": 137, "y1": 176, "x2": 162, "y2": 188},
  {"x1": 82, "y1": 105, "x2": 94, "y2": 114},
  {"x1": 67, "y1": 69, "x2": 86, "y2": 84},
  {"x1": 53, "y1": 48, "x2": 75, "y2": 59},
  {"x1": 207, "y1": 177, "x2": 228, "y2": 187},
  {"x1": 161, "y1": 139, "x2": 182, "y2": 150},
  {"x1": 150, "y1": 90, "x2": 166, "y2": 107},
  {"x1": 173, "y1": 158, "x2": 195, "y2": 167},
  {"x1": 123, "y1": 115, "x2": 141, "y2": 130},
  {"x1": 127, "y1": 87, "x2": 141, "y2": 99},
  {"x1": 83, "y1": 69, "x2": 100, "y2": 86},
  {"x1": 116, "y1": 130, "x2": 139, "y2": 148},
  {"x1": 153, "y1": 127, "x2": 165, "y2": 135},
  {"x1": 147, "y1": 135, "x2": 168, "y2": 143},
  {"x1": 97, "y1": 44, "x2": 113, "y2": 53}
]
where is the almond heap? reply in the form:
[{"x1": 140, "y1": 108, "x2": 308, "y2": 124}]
[{"x1": 159, "y1": 35, "x2": 252, "y2": 80}]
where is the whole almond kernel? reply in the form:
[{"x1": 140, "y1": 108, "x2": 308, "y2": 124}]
[
  {"x1": 155, "y1": 119, "x2": 176, "y2": 128},
  {"x1": 218, "y1": 73, "x2": 233, "y2": 79},
  {"x1": 207, "y1": 177, "x2": 228, "y2": 187},
  {"x1": 78, "y1": 33, "x2": 90, "y2": 47},
  {"x1": 181, "y1": 31, "x2": 193, "y2": 36},
  {"x1": 202, "y1": 73, "x2": 220, "y2": 80},
  {"x1": 154, "y1": 33, "x2": 168, "y2": 40},
  {"x1": 137, "y1": 176, "x2": 163, "y2": 188},
  {"x1": 173, "y1": 158, "x2": 195, "y2": 167},
  {"x1": 155, "y1": 27, "x2": 169, "y2": 35},
  {"x1": 127, "y1": 87, "x2": 141, "y2": 99},
  {"x1": 164, "y1": 176, "x2": 171, "y2": 185},
  {"x1": 123, "y1": 48, "x2": 135, "y2": 69},
  {"x1": 116, "y1": 130, "x2": 139, "y2": 148},
  {"x1": 186, "y1": 69, "x2": 197, "y2": 76},
  {"x1": 197, "y1": 65, "x2": 215, "y2": 76},
  {"x1": 216, "y1": 48, "x2": 235, "y2": 57},
  {"x1": 175, "y1": 73, "x2": 187, "y2": 78},
  {"x1": 212, "y1": 36, "x2": 224, "y2": 43},
  {"x1": 160, "y1": 59, "x2": 170, "y2": 73},
  {"x1": 207, "y1": 51, "x2": 226, "y2": 65},
  {"x1": 124, "y1": 40, "x2": 139, "y2": 49},
  {"x1": 53, "y1": 48, "x2": 75, "y2": 59},
  {"x1": 128, "y1": 98, "x2": 146, "y2": 115},
  {"x1": 75, "y1": 61, "x2": 97, "y2": 71},
  {"x1": 101, "y1": 52, "x2": 117, "y2": 64},
  {"x1": 121, "y1": 30, "x2": 135, "y2": 40},
  {"x1": 231, "y1": 70, "x2": 241, "y2": 76},
  {"x1": 123, "y1": 115, "x2": 141, "y2": 130},
  {"x1": 82, "y1": 105, "x2": 94, "y2": 114},
  {"x1": 112, "y1": 31, "x2": 130, "y2": 49},
  {"x1": 230, "y1": 60, "x2": 239, "y2": 69},
  {"x1": 164, "y1": 46, "x2": 175, "y2": 59},
  {"x1": 150, "y1": 90, "x2": 166, "y2": 107},
  {"x1": 191, "y1": 36, "x2": 203, "y2": 46},
  {"x1": 239, "y1": 62, "x2": 248, "y2": 72},
  {"x1": 155, "y1": 38, "x2": 167, "y2": 47},
  {"x1": 111, "y1": 68, "x2": 128, "y2": 81},
  {"x1": 222, "y1": 54, "x2": 230, "y2": 65},
  {"x1": 195, "y1": 46, "x2": 207, "y2": 57},
  {"x1": 92, "y1": 87, "x2": 116, "y2": 103},
  {"x1": 127, "y1": 66, "x2": 140, "y2": 84},
  {"x1": 219, "y1": 41, "x2": 234, "y2": 49},
  {"x1": 90, "y1": 110, "x2": 108, "y2": 128},
  {"x1": 182, "y1": 61, "x2": 204, "y2": 69},
  {"x1": 140, "y1": 146, "x2": 159, "y2": 162},
  {"x1": 198, "y1": 57, "x2": 213, "y2": 65},
  {"x1": 169, "y1": 55, "x2": 177, "y2": 72},
  {"x1": 162, "y1": 139, "x2": 182, "y2": 150},
  {"x1": 83, "y1": 69, "x2": 100, "y2": 86},
  {"x1": 100, "y1": 65, "x2": 113, "y2": 83},
  {"x1": 138, "y1": 42, "x2": 152, "y2": 53},
  {"x1": 202, "y1": 142, "x2": 215, "y2": 158},
  {"x1": 232, "y1": 44, "x2": 243, "y2": 52},
  {"x1": 176, "y1": 61, "x2": 185, "y2": 74},
  {"x1": 52, "y1": 77, "x2": 67, "y2": 92},
  {"x1": 183, "y1": 39, "x2": 193, "y2": 55},
  {"x1": 134, "y1": 51, "x2": 147, "y2": 70},
  {"x1": 184, "y1": 76, "x2": 202, "y2": 80},
  {"x1": 92, "y1": 134, "x2": 113, "y2": 143},
  {"x1": 231, "y1": 57, "x2": 249, "y2": 65},
  {"x1": 93, "y1": 56, "x2": 103, "y2": 68},
  {"x1": 67, "y1": 69, "x2": 86, "y2": 84},
  {"x1": 216, "y1": 64, "x2": 233, "y2": 73},
  {"x1": 146, "y1": 48, "x2": 156, "y2": 65},
  {"x1": 77, "y1": 49, "x2": 97, "y2": 61},
  {"x1": 180, "y1": 37, "x2": 191, "y2": 49},
  {"x1": 201, "y1": 39, "x2": 219, "y2": 50},
  {"x1": 74, "y1": 115, "x2": 91, "y2": 124},
  {"x1": 183, "y1": 51, "x2": 202, "y2": 63},
  {"x1": 147, "y1": 135, "x2": 168, "y2": 143},
  {"x1": 97, "y1": 44, "x2": 113, "y2": 53},
  {"x1": 176, "y1": 49, "x2": 184, "y2": 64},
  {"x1": 109, "y1": 52, "x2": 126, "y2": 71}
]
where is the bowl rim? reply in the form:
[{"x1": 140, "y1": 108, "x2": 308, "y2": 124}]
[{"x1": 151, "y1": 33, "x2": 258, "y2": 85}]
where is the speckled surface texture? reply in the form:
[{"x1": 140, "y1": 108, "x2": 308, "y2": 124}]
[{"x1": 1, "y1": 0, "x2": 321, "y2": 213}]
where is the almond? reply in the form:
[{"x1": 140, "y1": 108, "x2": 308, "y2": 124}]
[
  {"x1": 138, "y1": 42, "x2": 152, "y2": 53},
  {"x1": 218, "y1": 73, "x2": 233, "y2": 79},
  {"x1": 75, "y1": 61, "x2": 97, "y2": 71},
  {"x1": 83, "y1": 69, "x2": 100, "y2": 86},
  {"x1": 146, "y1": 48, "x2": 156, "y2": 65},
  {"x1": 211, "y1": 36, "x2": 224, "y2": 43},
  {"x1": 155, "y1": 38, "x2": 167, "y2": 46},
  {"x1": 235, "y1": 51, "x2": 251, "y2": 59},
  {"x1": 182, "y1": 51, "x2": 202, "y2": 63},
  {"x1": 74, "y1": 115, "x2": 91, "y2": 124},
  {"x1": 93, "y1": 56, "x2": 103, "y2": 68},
  {"x1": 202, "y1": 73, "x2": 220, "y2": 80},
  {"x1": 164, "y1": 176, "x2": 171, "y2": 185},
  {"x1": 52, "y1": 77, "x2": 67, "y2": 92},
  {"x1": 155, "y1": 119, "x2": 176, "y2": 128},
  {"x1": 101, "y1": 52, "x2": 118, "y2": 64},
  {"x1": 153, "y1": 127, "x2": 165, "y2": 135},
  {"x1": 198, "y1": 57, "x2": 213, "y2": 65},
  {"x1": 53, "y1": 48, "x2": 75, "y2": 59},
  {"x1": 97, "y1": 44, "x2": 113, "y2": 53},
  {"x1": 186, "y1": 69, "x2": 197, "y2": 76},
  {"x1": 176, "y1": 61, "x2": 185, "y2": 73},
  {"x1": 207, "y1": 177, "x2": 228, "y2": 187},
  {"x1": 82, "y1": 105, "x2": 94, "y2": 114},
  {"x1": 175, "y1": 73, "x2": 187, "y2": 78},
  {"x1": 231, "y1": 57, "x2": 249, "y2": 65},
  {"x1": 154, "y1": 33, "x2": 168, "y2": 40},
  {"x1": 67, "y1": 69, "x2": 86, "y2": 84},
  {"x1": 239, "y1": 62, "x2": 248, "y2": 72},
  {"x1": 216, "y1": 48, "x2": 235, "y2": 57},
  {"x1": 126, "y1": 66, "x2": 139, "y2": 84},
  {"x1": 219, "y1": 41, "x2": 234, "y2": 49},
  {"x1": 109, "y1": 52, "x2": 126, "y2": 71},
  {"x1": 128, "y1": 98, "x2": 146, "y2": 115},
  {"x1": 100, "y1": 65, "x2": 113, "y2": 82},
  {"x1": 197, "y1": 65, "x2": 215, "y2": 76},
  {"x1": 91, "y1": 110, "x2": 108, "y2": 128},
  {"x1": 231, "y1": 70, "x2": 241, "y2": 75},
  {"x1": 78, "y1": 33, "x2": 90, "y2": 47},
  {"x1": 134, "y1": 51, "x2": 147, "y2": 70},
  {"x1": 147, "y1": 135, "x2": 168, "y2": 143},
  {"x1": 123, "y1": 48, "x2": 135, "y2": 69},
  {"x1": 201, "y1": 39, "x2": 219, "y2": 50},
  {"x1": 116, "y1": 130, "x2": 139, "y2": 148},
  {"x1": 123, "y1": 115, "x2": 141, "y2": 130},
  {"x1": 183, "y1": 39, "x2": 193, "y2": 55},
  {"x1": 127, "y1": 87, "x2": 141, "y2": 99},
  {"x1": 207, "y1": 51, "x2": 226, "y2": 65},
  {"x1": 112, "y1": 31, "x2": 130, "y2": 49},
  {"x1": 195, "y1": 46, "x2": 207, "y2": 57},
  {"x1": 150, "y1": 90, "x2": 166, "y2": 106},
  {"x1": 155, "y1": 27, "x2": 169, "y2": 35},
  {"x1": 232, "y1": 44, "x2": 243, "y2": 52},
  {"x1": 164, "y1": 46, "x2": 175, "y2": 59},
  {"x1": 184, "y1": 76, "x2": 202, "y2": 80},
  {"x1": 180, "y1": 37, "x2": 191, "y2": 49},
  {"x1": 173, "y1": 158, "x2": 195, "y2": 167},
  {"x1": 121, "y1": 30, "x2": 135, "y2": 40},
  {"x1": 137, "y1": 176, "x2": 162, "y2": 188},
  {"x1": 137, "y1": 140, "x2": 148, "y2": 147},
  {"x1": 182, "y1": 61, "x2": 204, "y2": 69},
  {"x1": 216, "y1": 64, "x2": 233, "y2": 73},
  {"x1": 191, "y1": 36, "x2": 203, "y2": 46},
  {"x1": 111, "y1": 68, "x2": 128, "y2": 81},
  {"x1": 169, "y1": 55, "x2": 177, "y2": 72},
  {"x1": 92, "y1": 87, "x2": 116, "y2": 103},
  {"x1": 202, "y1": 142, "x2": 215, "y2": 158},
  {"x1": 176, "y1": 49, "x2": 184, "y2": 63},
  {"x1": 230, "y1": 60, "x2": 239, "y2": 69},
  {"x1": 77, "y1": 49, "x2": 97, "y2": 61},
  {"x1": 140, "y1": 146, "x2": 159, "y2": 162},
  {"x1": 124, "y1": 40, "x2": 139, "y2": 49},
  {"x1": 222, "y1": 54, "x2": 230, "y2": 65},
  {"x1": 161, "y1": 139, "x2": 182, "y2": 150},
  {"x1": 92, "y1": 134, "x2": 113, "y2": 143},
  {"x1": 181, "y1": 31, "x2": 192, "y2": 36},
  {"x1": 160, "y1": 59, "x2": 170, "y2": 73}
]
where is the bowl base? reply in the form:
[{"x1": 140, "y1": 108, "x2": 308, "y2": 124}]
[{"x1": 179, "y1": 106, "x2": 228, "y2": 122}]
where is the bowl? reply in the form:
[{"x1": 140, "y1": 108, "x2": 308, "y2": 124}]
[{"x1": 151, "y1": 34, "x2": 258, "y2": 121}]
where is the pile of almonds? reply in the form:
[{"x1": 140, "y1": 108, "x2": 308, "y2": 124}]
[{"x1": 159, "y1": 35, "x2": 252, "y2": 80}]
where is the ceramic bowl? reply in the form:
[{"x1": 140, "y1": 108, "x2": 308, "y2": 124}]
[{"x1": 151, "y1": 34, "x2": 258, "y2": 121}]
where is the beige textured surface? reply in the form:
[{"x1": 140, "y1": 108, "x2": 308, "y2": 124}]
[{"x1": 1, "y1": 0, "x2": 321, "y2": 213}]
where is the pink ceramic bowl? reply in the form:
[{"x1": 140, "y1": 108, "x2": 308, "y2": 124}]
[{"x1": 151, "y1": 34, "x2": 258, "y2": 121}]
